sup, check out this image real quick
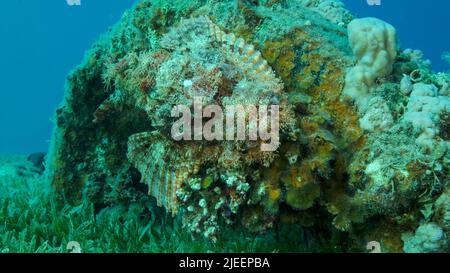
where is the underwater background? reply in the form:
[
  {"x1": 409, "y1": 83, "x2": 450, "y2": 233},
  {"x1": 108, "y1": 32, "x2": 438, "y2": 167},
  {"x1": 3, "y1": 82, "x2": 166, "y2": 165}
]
[{"x1": 0, "y1": 0, "x2": 449, "y2": 253}]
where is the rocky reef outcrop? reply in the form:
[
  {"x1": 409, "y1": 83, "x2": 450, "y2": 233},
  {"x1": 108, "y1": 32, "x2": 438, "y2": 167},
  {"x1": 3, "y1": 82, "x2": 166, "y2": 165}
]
[{"x1": 45, "y1": 0, "x2": 449, "y2": 252}]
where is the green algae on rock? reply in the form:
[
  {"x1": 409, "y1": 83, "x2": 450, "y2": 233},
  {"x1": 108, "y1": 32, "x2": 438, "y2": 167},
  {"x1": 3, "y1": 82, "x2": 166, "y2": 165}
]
[{"x1": 45, "y1": 0, "x2": 449, "y2": 252}]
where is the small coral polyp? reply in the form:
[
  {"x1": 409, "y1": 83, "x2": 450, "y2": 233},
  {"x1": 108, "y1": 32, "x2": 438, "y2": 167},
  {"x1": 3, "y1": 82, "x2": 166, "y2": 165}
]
[{"x1": 46, "y1": 0, "x2": 449, "y2": 252}]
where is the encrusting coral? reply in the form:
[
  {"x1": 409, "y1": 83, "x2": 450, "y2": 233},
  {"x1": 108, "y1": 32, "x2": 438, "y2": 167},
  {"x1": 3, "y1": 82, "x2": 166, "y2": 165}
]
[
  {"x1": 435, "y1": 189, "x2": 450, "y2": 232},
  {"x1": 402, "y1": 223, "x2": 448, "y2": 253},
  {"x1": 45, "y1": 0, "x2": 449, "y2": 252},
  {"x1": 404, "y1": 83, "x2": 450, "y2": 151},
  {"x1": 296, "y1": 0, "x2": 352, "y2": 26}
]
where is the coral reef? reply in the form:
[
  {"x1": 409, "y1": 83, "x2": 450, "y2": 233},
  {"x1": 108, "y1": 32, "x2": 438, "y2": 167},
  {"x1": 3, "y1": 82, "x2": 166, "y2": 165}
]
[
  {"x1": 404, "y1": 83, "x2": 450, "y2": 150},
  {"x1": 402, "y1": 223, "x2": 448, "y2": 253},
  {"x1": 435, "y1": 189, "x2": 450, "y2": 232},
  {"x1": 45, "y1": 0, "x2": 449, "y2": 252}
]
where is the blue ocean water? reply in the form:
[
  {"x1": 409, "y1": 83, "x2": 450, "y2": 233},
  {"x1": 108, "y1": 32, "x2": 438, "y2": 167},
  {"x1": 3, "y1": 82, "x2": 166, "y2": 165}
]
[
  {"x1": 0, "y1": 0, "x2": 448, "y2": 154},
  {"x1": 0, "y1": 0, "x2": 135, "y2": 154},
  {"x1": 344, "y1": 0, "x2": 450, "y2": 71}
]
